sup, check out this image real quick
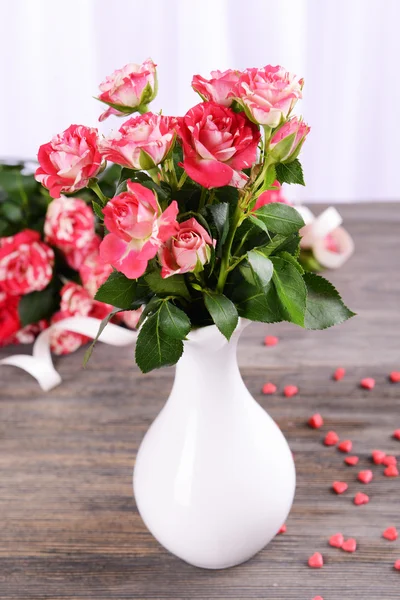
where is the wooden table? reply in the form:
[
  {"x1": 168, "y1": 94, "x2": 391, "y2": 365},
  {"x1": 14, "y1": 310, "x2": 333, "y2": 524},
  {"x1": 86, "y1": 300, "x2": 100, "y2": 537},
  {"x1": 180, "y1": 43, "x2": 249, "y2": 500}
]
[{"x1": 1, "y1": 203, "x2": 399, "y2": 600}]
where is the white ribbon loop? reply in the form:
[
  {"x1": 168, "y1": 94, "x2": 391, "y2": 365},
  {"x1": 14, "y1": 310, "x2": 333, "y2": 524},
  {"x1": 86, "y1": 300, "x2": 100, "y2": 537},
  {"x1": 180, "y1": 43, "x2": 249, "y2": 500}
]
[{"x1": 0, "y1": 316, "x2": 137, "y2": 392}]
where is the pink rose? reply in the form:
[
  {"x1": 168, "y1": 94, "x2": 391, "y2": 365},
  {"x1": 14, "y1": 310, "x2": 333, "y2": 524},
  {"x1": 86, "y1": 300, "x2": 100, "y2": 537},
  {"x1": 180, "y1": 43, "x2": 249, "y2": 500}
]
[
  {"x1": 119, "y1": 307, "x2": 144, "y2": 329},
  {"x1": 178, "y1": 102, "x2": 260, "y2": 189},
  {"x1": 231, "y1": 65, "x2": 303, "y2": 127},
  {"x1": 192, "y1": 69, "x2": 241, "y2": 107},
  {"x1": 13, "y1": 320, "x2": 48, "y2": 345},
  {"x1": 270, "y1": 117, "x2": 310, "y2": 162},
  {"x1": 0, "y1": 230, "x2": 54, "y2": 295},
  {"x1": 159, "y1": 217, "x2": 215, "y2": 278},
  {"x1": 44, "y1": 196, "x2": 95, "y2": 255},
  {"x1": 253, "y1": 181, "x2": 290, "y2": 211},
  {"x1": 99, "y1": 112, "x2": 176, "y2": 169},
  {"x1": 0, "y1": 291, "x2": 20, "y2": 346},
  {"x1": 79, "y1": 239, "x2": 113, "y2": 298},
  {"x1": 97, "y1": 59, "x2": 157, "y2": 122},
  {"x1": 90, "y1": 300, "x2": 115, "y2": 320},
  {"x1": 35, "y1": 125, "x2": 102, "y2": 198},
  {"x1": 100, "y1": 181, "x2": 179, "y2": 279}
]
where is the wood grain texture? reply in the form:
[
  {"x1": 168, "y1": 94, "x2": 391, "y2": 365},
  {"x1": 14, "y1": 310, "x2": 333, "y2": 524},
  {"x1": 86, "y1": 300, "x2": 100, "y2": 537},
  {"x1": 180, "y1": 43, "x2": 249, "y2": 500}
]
[{"x1": 0, "y1": 203, "x2": 399, "y2": 600}]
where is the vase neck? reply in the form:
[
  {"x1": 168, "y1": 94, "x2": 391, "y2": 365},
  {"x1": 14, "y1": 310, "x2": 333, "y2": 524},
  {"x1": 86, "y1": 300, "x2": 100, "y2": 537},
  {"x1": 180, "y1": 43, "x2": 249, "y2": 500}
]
[{"x1": 168, "y1": 323, "x2": 248, "y2": 409}]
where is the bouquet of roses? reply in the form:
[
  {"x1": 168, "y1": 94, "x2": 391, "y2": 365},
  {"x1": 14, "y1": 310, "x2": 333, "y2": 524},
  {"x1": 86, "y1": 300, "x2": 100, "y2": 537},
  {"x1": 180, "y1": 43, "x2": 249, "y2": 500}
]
[
  {"x1": 29, "y1": 59, "x2": 353, "y2": 372},
  {"x1": 0, "y1": 162, "x2": 141, "y2": 354}
]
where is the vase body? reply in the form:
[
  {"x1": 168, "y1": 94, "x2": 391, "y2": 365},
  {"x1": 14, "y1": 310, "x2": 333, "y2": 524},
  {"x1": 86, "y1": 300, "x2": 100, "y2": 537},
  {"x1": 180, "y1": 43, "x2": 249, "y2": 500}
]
[{"x1": 133, "y1": 319, "x2": 295, "y2": 569}]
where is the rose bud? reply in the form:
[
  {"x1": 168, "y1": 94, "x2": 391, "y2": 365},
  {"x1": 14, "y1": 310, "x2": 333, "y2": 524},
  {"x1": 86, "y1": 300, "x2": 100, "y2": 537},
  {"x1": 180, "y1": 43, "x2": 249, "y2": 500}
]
[
  {"x1": 99, "y1": 181, "x2": 179, "y2": 279},
  {"x1": 270, "y1": 117, "x2": 310, "y2": 163},
  {"x1": 192, "y1": 69, "x2": 241, "y2": 107},
  {"x1": 96, "y1": 59, "x2": 157, "y2": 121},
  {"x1": 159, "y1": 217, "x2": 215, "y2": 278},
  {"x1": 44, "y1": 197, "x2": 96, "y2": 254},
  {"x1": 99, "y1": 113, "x2": 176, "y2": 170},
  {"x1": 35, "y1": 125, "x2": 102, "y2": 198},
  {"x1": 178, "y1": 102, "x2": 260, "y2": 189},
  {"x1": 230, "y1": 65, "x2": 303, "y2": 127},
  {"x1": 0, "y1": 230, "x2": 54, "y2": 295}
]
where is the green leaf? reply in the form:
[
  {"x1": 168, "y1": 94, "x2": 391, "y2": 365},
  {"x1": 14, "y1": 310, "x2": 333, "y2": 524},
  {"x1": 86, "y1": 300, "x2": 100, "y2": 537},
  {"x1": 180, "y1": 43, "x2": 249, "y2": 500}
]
[
  {"x1": 159, "y1": 301, "x2": 191, "y2": 339},
  {"x1": 278, "y1": 250, "x2": 304, "y2": 274},
  {"x1": 203, "y1": 291, "x2": 238, "y2": 340},
  {"x1": 18, "y1": 286, "x2": 60, "y2": 327},
  {"x1": 247, "y1": 250, "x2": 273, "y2": 289},
  {"x1": 83, "y1": 308, "x2": 122, "y2": 367},
  {"x1": 145, "y1": 270, "x2": 190, "y2": 300},
  {"x1": 135, "y1": 312, "x2": 184, "y2": 373},
  {"x1": 271, "y1": 256, "x2": 307, "y2": 326},
  {"x1": 92, "y1": 200, "x2": 104, "y2": 220},
  {"x1": 234, "y1": 279, "x2": 283, "y2": 324},
  {"x1": 137, "y1": 296, "x2": 163, "y2": 328},
  {"x1": 254, "y1": 203, "x2": 304, "y2": 235},
  {"x1": 264, "y1": 164, "x2": 277, "y2": 189},
  {"x1": 95, "y1": 272, "x2": 140, "y2": 309},
  {"x1": 248, "y1": 214, "x2": 271, "y2": 236},
  {"x1": 275, "y1": 159, "x2": 305, "y2": 186},
  {"x1": 304, "y1": 273, "x2": 355, "y2": 330},
  {"x1": 206, "y1": 202, "x2": 230, "y2": 246}
]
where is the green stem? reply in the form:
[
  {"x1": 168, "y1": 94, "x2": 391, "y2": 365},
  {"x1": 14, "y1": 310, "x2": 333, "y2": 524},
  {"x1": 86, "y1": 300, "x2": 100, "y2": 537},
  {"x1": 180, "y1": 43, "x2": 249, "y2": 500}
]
[
  {"x1": 216, "y1": 204, "x2": 243, "y2": 293},
  {"x1": 148, "y1": 167, "x2": 161, "y2": 184},
  {"x1": 198, "y1": 187, "x2": 207, "y2": 211},
  {"x1": 233, "y1": 228, "x2": 250, "y2": 256},
  {"x1": 88, "y1": 181, "x2": 108, "y2": 206},
  {"x1": 227, "y1": 254, "x2": 247, "y2": 273},
  {"x1": 177, "y1": 171, "x2": 188, "y2": 189},
  {"x1": 167, "y1": 158, "x2": 179, "y2": 190}
]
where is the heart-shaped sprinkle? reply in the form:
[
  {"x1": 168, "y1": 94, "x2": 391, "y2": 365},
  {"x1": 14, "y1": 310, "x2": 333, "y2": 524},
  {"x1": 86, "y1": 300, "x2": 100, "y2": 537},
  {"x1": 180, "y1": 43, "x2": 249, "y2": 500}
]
[
  {"x1": 284, "y1": 385, "x2": 298, "y2": 398},
  {"x1": 342, "y1": 538, "x2": 357, "y2": 552},
  {"x1": 390, "y1": 371, "x2": 400, "y2": 383},
  {"x1": 308, "y1": 413, "x2": 324, "y2": 429},
  {"x1": 333, "y1": 481, "x2": 348, "y2": 494},
  {"x1": 360, "y1": 377, "x2": 375, "y2": 390},
  {"x1": 324, "y1": 431, "x2": 339, "y2": 446},
  {"x1": 394, "y1": 559, "x2": 400, "y2": 571},
  {"x1": 278, "y1": 523, "x2": 287, "y2": 534},
  {"x1": 262, "y1": 382, "x2": 277, "y2": 395},
  {"x1": 384, "y1": 464, "x2": 399, "y2": 477},
  {"x1": 308, "y1": 552, "x2": 324, "y2": 568},
  {"x1": 358, "y1": 470, "x2": 373, "y2": 484},
  {"x1": 338, "y1": 440, "x2": 352, "y2": 453},
  {"x1": 383, "y1": 527, "x2": 398, "y2": 541},
  {"x1": 345, "y1": 456, "x2": 359, "y2": 466},
  {"x1": 264, "y1": 335, "x2": 278, "y2": 346},
  {"x1": 372, "y1": 449, "x2": 386, "y2": 464},
  {"x1": 382, "y1": 455, "x2": 397, "y2": 466},
  {"x1": 329, "y1": 533, "x2": 344, "y2": 548},
  {"x1": 354, "y1": 492, "x2": 369, "y2": 505},
  {"x1": 333, "y1": 367, "x2": 346, "y2": 381},
  {"x1": 393, "y1": 429, "x2": 400, "y2": 441}
]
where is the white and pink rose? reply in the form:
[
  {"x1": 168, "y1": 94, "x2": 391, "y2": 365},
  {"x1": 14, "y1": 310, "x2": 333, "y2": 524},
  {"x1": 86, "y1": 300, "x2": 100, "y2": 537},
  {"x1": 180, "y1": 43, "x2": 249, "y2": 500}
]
[
  {"x1": 192, "y1": 69, "x2": 241, "y2": 107},
  {"x1": 99, "y1": 112, "x2": 176, "y2": 170},
  {"x1": 231, "y1": 65, "x2": 303, "y2": 127},
  {"x1": 97, "y1": 59, "x2": 157, "y2": 122},
  {"x1": 44, "y1": 196, "x2": 95, "y2": 253},
  {"x1": 35, "y1": 125, "x2": 102, "y2": 198},
  {"x1": 0, "y1": 230, "x2": 54, "y2": 296},
  {"x1": 99, "y1": 181, "x2": 179, "y2": 279}
]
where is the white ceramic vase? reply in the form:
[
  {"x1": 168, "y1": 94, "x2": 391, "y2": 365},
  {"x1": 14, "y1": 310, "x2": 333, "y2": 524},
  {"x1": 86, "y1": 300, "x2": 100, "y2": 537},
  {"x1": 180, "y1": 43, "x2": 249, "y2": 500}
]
[{"x1": 133, "y1": 318, "x2": 295, "y2": 569}]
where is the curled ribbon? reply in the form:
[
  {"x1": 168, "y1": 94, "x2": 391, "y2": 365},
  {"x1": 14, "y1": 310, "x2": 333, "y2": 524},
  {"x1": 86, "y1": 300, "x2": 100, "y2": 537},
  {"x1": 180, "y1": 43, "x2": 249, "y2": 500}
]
[{"x1": 0, "y1": 317, "x2": 138, "y2": 392}]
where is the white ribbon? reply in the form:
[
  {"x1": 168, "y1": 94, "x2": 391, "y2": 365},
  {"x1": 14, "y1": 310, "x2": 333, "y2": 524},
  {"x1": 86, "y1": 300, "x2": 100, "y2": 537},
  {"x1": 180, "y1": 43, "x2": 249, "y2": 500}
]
[{"x1": 0, "y1": 317, "x2": 137, "y2": 392}]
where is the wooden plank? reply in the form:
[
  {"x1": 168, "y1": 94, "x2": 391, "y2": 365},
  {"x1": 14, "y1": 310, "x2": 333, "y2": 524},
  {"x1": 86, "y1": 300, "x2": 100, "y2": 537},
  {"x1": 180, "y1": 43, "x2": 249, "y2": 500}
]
[{"x1": 0, "y1": 203, "x2": 399, "y2": 599}]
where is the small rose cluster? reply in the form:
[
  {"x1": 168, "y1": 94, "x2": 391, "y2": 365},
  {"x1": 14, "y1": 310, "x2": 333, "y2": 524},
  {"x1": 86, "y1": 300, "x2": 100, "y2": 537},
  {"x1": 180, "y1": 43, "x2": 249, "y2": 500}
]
[{"x1": 0, "y1": 192, "x2": 141, "y2": 353}]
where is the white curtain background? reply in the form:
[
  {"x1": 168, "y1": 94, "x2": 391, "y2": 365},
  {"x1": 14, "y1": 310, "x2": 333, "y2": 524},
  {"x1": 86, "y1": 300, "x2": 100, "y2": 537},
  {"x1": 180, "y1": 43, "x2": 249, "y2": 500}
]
[{"x1": 1, "y1": 0, "x2": 399, "y2": 203}]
